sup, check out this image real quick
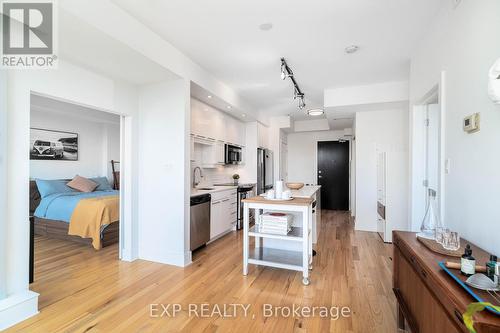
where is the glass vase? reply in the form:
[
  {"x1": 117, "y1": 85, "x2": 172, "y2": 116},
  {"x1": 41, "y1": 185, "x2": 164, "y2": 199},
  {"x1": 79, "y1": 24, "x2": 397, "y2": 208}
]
[{"x1": 417, "y1": 189, "x2": 442, "y2": 240}]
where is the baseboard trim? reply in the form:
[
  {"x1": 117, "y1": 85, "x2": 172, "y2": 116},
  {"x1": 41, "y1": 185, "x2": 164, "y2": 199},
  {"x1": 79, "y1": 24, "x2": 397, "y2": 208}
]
[
  {"x1": 139, "y1": 251, "x2": 191, "y2": 267},
  {"x1": 0, "y1": 290, "x2": 39, "y2": 330}
]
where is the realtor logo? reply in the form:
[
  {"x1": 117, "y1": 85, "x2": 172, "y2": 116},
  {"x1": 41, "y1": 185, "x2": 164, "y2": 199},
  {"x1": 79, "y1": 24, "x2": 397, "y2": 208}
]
[{"x1": 1, "y1": 0, "x2": 58, "y2": 68}]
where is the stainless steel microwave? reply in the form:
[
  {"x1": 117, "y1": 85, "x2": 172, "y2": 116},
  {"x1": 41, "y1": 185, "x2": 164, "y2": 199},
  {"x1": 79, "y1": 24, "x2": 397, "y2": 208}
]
[{"x1": 225, "y1": 144, "x2": 242, "y2": 164}]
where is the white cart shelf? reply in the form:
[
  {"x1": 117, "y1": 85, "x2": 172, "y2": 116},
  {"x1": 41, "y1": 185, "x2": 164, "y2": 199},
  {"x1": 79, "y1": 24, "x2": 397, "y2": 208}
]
[
  {"x1": 248, "y1": 247, "x2": 304, "y2": 271},
  {"x1": 242, "y1": 196, "x2": 314, "y2": 286},
  {"x1": 248, "y1": 226, "x2": 307, "y2": 241}
]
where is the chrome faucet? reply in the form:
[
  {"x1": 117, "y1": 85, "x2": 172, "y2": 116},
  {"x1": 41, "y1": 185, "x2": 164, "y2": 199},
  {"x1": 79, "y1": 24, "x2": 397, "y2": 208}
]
[{"x1": 193, "y1": 166, "x2": 203, "y2": 188}]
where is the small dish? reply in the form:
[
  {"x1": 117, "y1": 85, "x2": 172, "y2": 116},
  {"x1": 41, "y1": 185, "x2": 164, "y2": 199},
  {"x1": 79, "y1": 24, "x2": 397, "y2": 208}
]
[{"x1": 286, "y1": 182, "x2": 304, "y2": 190}]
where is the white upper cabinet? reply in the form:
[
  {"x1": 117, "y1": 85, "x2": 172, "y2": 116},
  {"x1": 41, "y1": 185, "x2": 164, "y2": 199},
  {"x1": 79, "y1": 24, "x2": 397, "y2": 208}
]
[
  {"x1": 191, "y1": 98, "x2": 245, "y2": 146},
  {"x1": 257, "y1": 122, "x2": 269, "y2": 149},
  {"x1": 225, "y1": 115, "x2": 245, "y2": 146}
]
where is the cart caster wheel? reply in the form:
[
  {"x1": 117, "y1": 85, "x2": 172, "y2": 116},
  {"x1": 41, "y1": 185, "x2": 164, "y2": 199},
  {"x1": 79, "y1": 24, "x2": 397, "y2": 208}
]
[
  {"x1": 302, "y1": 277, "x2": 310, "y2": 286},
  {"x1": 308, "y1": 264, "x2": 313, "y2": 270}
]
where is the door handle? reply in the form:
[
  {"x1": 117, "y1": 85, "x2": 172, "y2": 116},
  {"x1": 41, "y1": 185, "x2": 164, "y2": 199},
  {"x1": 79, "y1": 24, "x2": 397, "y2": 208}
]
[{"x1": 318, "y1": 175, "x2": 322, "y2": 178}]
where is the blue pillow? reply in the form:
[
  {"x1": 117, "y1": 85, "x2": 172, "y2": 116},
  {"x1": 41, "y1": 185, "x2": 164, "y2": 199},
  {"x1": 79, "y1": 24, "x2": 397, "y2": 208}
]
[
  {"x1": 90, "y1": 177, "x2": 113, "y2": 191},
  {"x1": 35, "y1": 179, "x2": 74, "y2": 198}
]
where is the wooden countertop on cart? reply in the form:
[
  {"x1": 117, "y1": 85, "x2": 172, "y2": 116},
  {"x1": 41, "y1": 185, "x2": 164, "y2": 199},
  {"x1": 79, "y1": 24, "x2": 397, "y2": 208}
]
[{"x1": 242, "y1": 196, "x2": 314, "y2": 206}]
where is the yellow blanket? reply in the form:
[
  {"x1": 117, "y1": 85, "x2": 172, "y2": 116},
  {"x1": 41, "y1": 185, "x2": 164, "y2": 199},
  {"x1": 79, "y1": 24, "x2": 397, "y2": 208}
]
[{"x1": 68, "y1": 195, "x2": 119, "y2": 250}]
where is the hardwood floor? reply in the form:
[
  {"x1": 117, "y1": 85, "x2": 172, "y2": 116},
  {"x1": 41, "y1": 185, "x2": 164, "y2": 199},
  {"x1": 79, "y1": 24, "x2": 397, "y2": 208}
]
[{"x1": 8, "y1": 211, "x2": 397, "y2": 332}]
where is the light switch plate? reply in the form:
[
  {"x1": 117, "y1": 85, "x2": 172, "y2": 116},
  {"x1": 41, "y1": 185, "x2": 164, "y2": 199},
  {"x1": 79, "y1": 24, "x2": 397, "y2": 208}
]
[{"x1": 445, "y1": 158, "x2": 451, "y2": 174}]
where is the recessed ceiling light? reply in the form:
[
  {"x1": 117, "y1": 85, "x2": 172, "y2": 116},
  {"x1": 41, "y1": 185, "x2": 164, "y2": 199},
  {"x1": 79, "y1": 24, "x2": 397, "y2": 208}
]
[
  {"x1": 307, "y1": 108, "x2": 324, "y2": 116},
  {"x1": 226, "y1": 105, "x2": 232, "y2": 109},
  {"x1": 207, "y1": 95, "x2": 212, "y2": 99},
  {"x1": 242, "y1": 113, "x2": 246, "y2": 117},
  {"x1": 345, "y1": 45, "x2": 359, "y2": 54},
  {"x1": 259, "y1": 23, "x2": 273, "y2": 31}
]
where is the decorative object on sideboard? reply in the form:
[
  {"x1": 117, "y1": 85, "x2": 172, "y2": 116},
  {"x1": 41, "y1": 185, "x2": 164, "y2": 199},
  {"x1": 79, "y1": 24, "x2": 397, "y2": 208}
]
[
  {"x1": 486, "y1": 255, "x2": 498, "y2": 282},
  {"x1": 461, "y1": 244, "x2": 477, "y2": 276},
  {"x1": 232, "y1": 173, "x2": 240, "y2": 185},
  {"x1": 496, "y1": 262, "x2": 500, "y2": 286},
  {"x1": 417, "y1": 235, "x2": 465, "y2": 257},
  {"x1": 465, "y1": 274, "x2": 500, "y2": 292},
  {"x1": 30, "y1": 127, "x2": 78, "y2": 161},
  {"x1": 417, "y1": 188, "x2": 441, "y2": 240},
  {"x1": 438, "y1": 261, "x2": 500, "y2": 317},
  {"x1": 444, "y1": 261, "x2": 486, "y2": 273},
  {"x1": 441, "y1": 229, "x2": 460, "y2": 251},
  {"x1": 286, "y1": 182, "x2": 304, "y2": 190},
  {"x1": 488, "y1": 57, "x2": 500, "y2": 104}
]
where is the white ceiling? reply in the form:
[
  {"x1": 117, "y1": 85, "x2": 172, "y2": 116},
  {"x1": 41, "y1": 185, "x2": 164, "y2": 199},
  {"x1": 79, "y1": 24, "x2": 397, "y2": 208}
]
[
  {"x1": 190, "y1": 82, "x2": 256, "y2": 122},
  {"x1": 59, "y1": 8, "x2": 178, "y2": 85},
  {"x1": 31, "y1": 94, "x2": 121, "y2": 124},
  {"x1": 113, "y1": 0, "x2": 444, "y2": 126}
]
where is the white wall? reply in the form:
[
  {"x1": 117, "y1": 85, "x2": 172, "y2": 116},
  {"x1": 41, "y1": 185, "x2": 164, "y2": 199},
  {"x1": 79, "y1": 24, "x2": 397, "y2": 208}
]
[
  {"x1": 104, "y1": 123, "x2": 121, "y2": 182},
  {"x1": 1, "y1": 61, "x2": 141, "y2": 329},
  {"x1": 324, "y1": 81, "x2": 409, "y2": 108},
  {"x1": 237, "y1": 122, "x2": 258, "y2": 184},
  {"x1": 269, "y1": 116, "x2": 292, "y2": 183},
  {"x1": 137, "y1": 79, "x2": 191, "y2": 266},
  {"x1": 355, "y1": 109, "x2": 408, "y2": 232},
  {"x1": 350, "y1": 138, "x2": 356, "y2": 217},
  {"x1": 409, "y1": 0, "x2": 500, "y2": 255},
  {"x1": 30, "y1": 108, "x2": 120, "y2": 183},
  {"x1": 287, "y1": 130, "x2": 345, "y2": 184}
]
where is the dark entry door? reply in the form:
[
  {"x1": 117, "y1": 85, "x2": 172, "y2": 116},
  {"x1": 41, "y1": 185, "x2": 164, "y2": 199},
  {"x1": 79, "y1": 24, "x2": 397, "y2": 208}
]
[{"x1": 317, "y1": 141, "x2": 349, "y2": 210}]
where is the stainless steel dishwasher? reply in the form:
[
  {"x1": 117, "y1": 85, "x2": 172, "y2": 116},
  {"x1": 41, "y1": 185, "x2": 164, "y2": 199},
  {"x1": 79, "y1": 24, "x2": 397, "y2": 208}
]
[{"x1": 190, "y1": 194, "x2": 211, "y2": 251}]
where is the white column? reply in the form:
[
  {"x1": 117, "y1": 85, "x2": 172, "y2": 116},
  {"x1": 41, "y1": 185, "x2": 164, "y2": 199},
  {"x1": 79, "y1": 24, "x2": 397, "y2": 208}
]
[
  {"x1": 0, "y1": 71, "x2": 39, "y2": 331},
  {"x1": 243, "y1": 202, "x2": 249, "y2": 275},
  {"x1": 0, "y1": 69, "x2": 7, "y2": 300},
  {"x1": 137, "y1": 79, "x2": 191, "y2": 266}
]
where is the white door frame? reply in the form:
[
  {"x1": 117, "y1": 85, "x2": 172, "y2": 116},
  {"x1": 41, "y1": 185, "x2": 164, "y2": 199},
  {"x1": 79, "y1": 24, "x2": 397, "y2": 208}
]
[
  {"x1": 0, "y1": 71, "x2": 7, "y2": 300},
  {"x1": 409, "y1": 71, "x2": 447, "y2": 231},
  {"x1": 29, "y1": 92, "x2": 134, "y2": 260}
]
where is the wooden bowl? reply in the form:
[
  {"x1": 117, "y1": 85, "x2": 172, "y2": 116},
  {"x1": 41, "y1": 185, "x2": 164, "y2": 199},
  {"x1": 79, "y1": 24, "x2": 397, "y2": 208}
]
[{"x1": 286, "y1": 182, "x2": 304, "y2": 190}]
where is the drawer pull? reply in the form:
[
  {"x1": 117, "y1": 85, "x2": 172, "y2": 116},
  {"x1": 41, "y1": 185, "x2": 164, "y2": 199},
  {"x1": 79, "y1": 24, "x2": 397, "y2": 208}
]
[
  {"x1": 420, "y1": 269, "x2": 427, "y2": 278},
  {"x1": 454, "y1": 309, "x2": 464, "y2": 325}
]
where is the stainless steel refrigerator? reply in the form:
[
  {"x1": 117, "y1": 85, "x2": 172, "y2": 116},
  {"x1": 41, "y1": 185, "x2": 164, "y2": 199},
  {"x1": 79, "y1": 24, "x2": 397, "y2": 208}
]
[{"x1": 257, "y1": 148, "x2": 273, "y2": 194}]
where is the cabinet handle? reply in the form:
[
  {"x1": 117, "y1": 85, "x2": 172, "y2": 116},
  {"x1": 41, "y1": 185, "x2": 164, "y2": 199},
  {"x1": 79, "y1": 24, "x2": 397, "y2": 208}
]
[
  {"x1": 454, "y1": 309, "x2": 464, "y2": 325},
  {"x1": 420, "y1": 269, "x2": 427, "y2": 279},
  {"x1": 222, "y1": 198, "x2": 230, "y2": 202}
]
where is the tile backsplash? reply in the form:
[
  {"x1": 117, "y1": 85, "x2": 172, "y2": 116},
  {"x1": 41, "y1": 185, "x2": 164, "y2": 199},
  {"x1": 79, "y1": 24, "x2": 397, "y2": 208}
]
[{"x1": 191, "y1": 162, "x2": 241, "y2": 186}]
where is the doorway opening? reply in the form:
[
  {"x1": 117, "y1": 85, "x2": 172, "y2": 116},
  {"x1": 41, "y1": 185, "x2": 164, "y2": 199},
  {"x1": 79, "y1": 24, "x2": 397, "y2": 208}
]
[
  {"x1": 317, "y1": 141, "x2": 350, "y2": 210},
  {"x1": 29, "y1": 93, "x2": 124, "y2": 288},
  {"x1": 411, "y1": 81, "x2": 445, "y2": 231}
]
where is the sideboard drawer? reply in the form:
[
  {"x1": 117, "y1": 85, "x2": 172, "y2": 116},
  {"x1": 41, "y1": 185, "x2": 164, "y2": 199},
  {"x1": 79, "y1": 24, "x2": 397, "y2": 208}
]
[{"x1": 394, "y1": 246, "x2": 463, "y2": 333}]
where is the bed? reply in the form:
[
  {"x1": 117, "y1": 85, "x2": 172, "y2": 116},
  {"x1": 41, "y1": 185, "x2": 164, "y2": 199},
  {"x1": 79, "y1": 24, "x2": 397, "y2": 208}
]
[{"x1": 30, "y1": 179, "x2": 120, "y2": 249}]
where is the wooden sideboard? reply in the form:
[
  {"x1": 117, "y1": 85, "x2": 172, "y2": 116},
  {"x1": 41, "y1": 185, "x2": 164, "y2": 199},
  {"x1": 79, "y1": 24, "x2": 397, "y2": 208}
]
[{"x1": 393, "y1": 231, "x2": 500, "y2": 333}]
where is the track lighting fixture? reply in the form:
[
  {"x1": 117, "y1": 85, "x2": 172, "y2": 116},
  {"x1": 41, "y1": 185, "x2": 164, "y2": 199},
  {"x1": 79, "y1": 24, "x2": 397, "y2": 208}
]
[
  {"x1": 297, "y1": 94, "x2": 306, "y2": 109},
  {"x1": 281, "y1": 61, "x2": 293, "y2": 80},
  {"x1": 281, "y1": 58, "x2": 306, "y2": 110}
]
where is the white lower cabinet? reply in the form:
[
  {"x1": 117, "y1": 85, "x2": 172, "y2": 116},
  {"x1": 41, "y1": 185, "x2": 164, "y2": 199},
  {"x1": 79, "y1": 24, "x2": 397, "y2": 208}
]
[{"x1": 210, "y1": 189, "x2": 237, "y2": 240}]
